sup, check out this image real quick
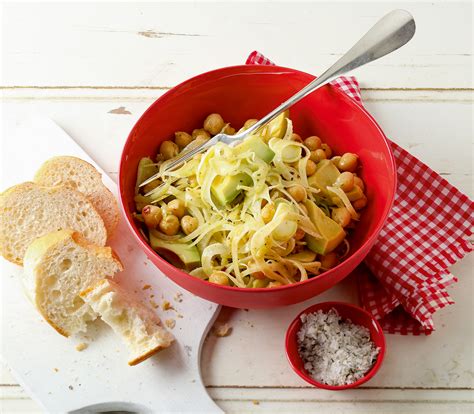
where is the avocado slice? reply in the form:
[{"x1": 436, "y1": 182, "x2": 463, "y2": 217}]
[
  {"x1": 345, "y1": 185, "x2": 364, "y2": 201},
  {"x1": 287, "y1": 250, "x2": 317, "y2": 262},
  {"x1": 235, "y1": 135, "x2": 275, "y2": 163},
  {"x1": 135, "y1": 157, "x2": 159, "y2": 194},
  {"x1": 304, "y1": 200, "x2": 346, "y2": 255},
  {"x1": 149, "y1": 232, "x2": 201, "y2": 269},
  {"x1": 308, "y1": 159, "x2": 340, "y2": 197},
  {"x1": 211, "y1": 173, "x2": 253, "y2": 206},
  {"x1": 263, "y1": 110, "x2": 290, "y2": 141}
]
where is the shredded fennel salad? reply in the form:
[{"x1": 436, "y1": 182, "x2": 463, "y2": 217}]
[{"x1": 133, "y1": 113, "x2": 367, "y2": 289}]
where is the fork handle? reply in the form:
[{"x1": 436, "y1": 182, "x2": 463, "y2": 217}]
[{"x1": 242, "y1": 9, "x2": 415, "y2": 138}]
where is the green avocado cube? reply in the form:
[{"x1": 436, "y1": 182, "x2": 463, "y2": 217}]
[
  {"x1": 211, "y1": 173, "x2": 253, "y2": 206},
  {"x1": 308, "y1": 159, "x2": 340, "y2": 196},
  {"x1": 235, "y1": 135, "x2": 275, "y2": 163},
  {"x1": 305, "y1": 199, "x2": 346, "y2": 255},
  {"x1": 149, "y1": 233, "x2": 201, "y2": 269}
]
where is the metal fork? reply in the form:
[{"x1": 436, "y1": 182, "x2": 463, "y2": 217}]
[{"x1": 139, "y1": 9, "x2": 415, "y2": 189}]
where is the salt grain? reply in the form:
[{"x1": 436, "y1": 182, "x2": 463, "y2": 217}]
[{"x1": 297, "y1": 308, "x2": 379, "y2": 386}]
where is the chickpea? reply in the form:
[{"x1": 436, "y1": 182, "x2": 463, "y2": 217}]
[
  {"x1": 331, "y1": 156, "x2": 342, "y2": 168},
  {"x1": 335, "y1": 171, "x2": 355, "y2": 192},
  {"x1": 291, "y1": 133, "x2": 303, "y2": 143},
  {"x1": 321, "y1": 143, "x2": 332, "y2": 158},
  {"x1": 304, "y1": 136, "x2": 322, "y2": 151},
  {"x1": 142, "y1": 205, "x2": 163, "y2": 229},
  {"x1": 159, "y1": 214, "x2": 180, "y2": 236},
  {"x1": 167, "y1": 199, "x2": 186, "y2": 218},
  {"x1": 192, "y1": 128, "x2": 211, "y2": 140},
  {"x1": 222, "y1": 124, "x2": 236, "y2": 135},
  {"x1": 353, "y1": 195, "x2": 367, "y2": 210},
  {"x1": 193, "y1": 137, "x2": 210, "y2": 149},
  {"x1": 180, "y1": 215, "x2": 198, "y2": 235},
  {"x1": 160, "y1": 140, "x2": 179, "y2": 160},
  {"x1": 203, "y1": 113, "x2": 225, "y2": 135},
  {"x1": 174, "y1": 131, "x2": 193, "y2": 149},
  {"x1": 353, "y1": 175, "x2": 365, "y2": 191},
  {"x1": 298, "y1": 203, "x2": 308, "y2": 215},
  {"x1": 261, "y1": 203, "x2": 276, "y2": 224},
  {"x1": 320, "y1": 252, "x2": 339, "y2": 269},
  {"x1": 306, "y1": 159, "x2": 317, "y2": 176},
  {"x1": 209, "y1": 271, "x2": 230, "y2": 286},
  {"x1": 142, "y1": 180, "x2": 160, "y2": 194},
  {"x1": 310, "y1": 149, "x2": 327, "y2": 162},
  {"x1": 252, "y1": 271, "x2": 266, "y2": 280},
  {"x1": 294, "y1": 228, "x2": 305, "y2": 241},
  {"x1": 331, "y1": 207, "x2": 351, "y2": 227},
  {"x1": 243, "y1": 119, "x2": 258, "y2": 130},
  {"x1": 288, "y1": 184, "x2": 306, "y2": 202},
  {"x1": 339, "y1": 153, "x2": 358, "y2": 172},
  {"x1": 268, "y1": 281, "x2": 283, "y2": 288}
]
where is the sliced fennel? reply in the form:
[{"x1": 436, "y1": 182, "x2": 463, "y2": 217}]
[{"x1": 136, "y1": 114, "x2": 361, "y2": 288}]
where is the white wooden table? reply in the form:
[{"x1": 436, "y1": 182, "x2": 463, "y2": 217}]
[{"x1": 1, "y1": 2, "x2": 473, "y2": 412}]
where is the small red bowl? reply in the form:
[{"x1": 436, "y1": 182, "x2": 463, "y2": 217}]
[{"x1": 285, "y1": 301, "x2": 386, "y2": 390}]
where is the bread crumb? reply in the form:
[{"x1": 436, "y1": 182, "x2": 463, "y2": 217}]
[
  {"x1": 165, "y1": 319, "x2": 176, "y2": 329},
  {"x1": 213, "y1": 323, "x2": 232, "y2": 337},
  {"x1": 176, "y1": 313, "x2": 183, "y2": 319},
  {"x1": 162, "y1": 300, "x2": 174, "y2": 311},
  {"x1": 151, "y1": 300, "x2": 159, "y2": 309},
  {"x1": 252, "y1": 400, "x2": 260, "y2": 405},
  {"x1": 53, "y1": 368, "x2": 59, "y2": 372},
  {"x1": 174, "y1": 292, "x2": 183, "y2": 302},
  {"x1": 75, "y1": 343, "x2": 88, "y2": 352},
  {"x1": 142, "y1": 284, "x2": 151, "y2": 290}
]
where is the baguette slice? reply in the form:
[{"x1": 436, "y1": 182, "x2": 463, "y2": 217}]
[
  {"x1": 0, "y1": 182, "x2": 107, "y2": 265},
  {"x1": 22, "y1": 229, "x2": 123, "y2": 336},
  {"x1": 81, "y1": 279, "x2": 174, "y2": 365},
  {"x1": 34, "y1": 156, "x2": 119, "y2": 236}
]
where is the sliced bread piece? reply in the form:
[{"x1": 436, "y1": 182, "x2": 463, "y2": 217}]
[
  {"x1": 81, "y1": 279, "x2": 174, "y2": 365},
  {"x1": 22, "y1": 229, "x2": 123, "y2": 337},
  {"x1": 34, "y1": 156, "x2": 119, "y2": 236},
  {"x1": 0, "y1": 182, "x2": 107, "y2": 265}
]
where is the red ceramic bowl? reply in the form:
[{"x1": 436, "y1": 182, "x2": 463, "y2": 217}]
[
  {"x1": 119, "y1": 65, "x2": 396, "y2": 308},
  {"x1": 285, "y1": 301, "x2": 386, "y2": 390}
]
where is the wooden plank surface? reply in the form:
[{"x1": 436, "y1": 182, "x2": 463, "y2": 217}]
[
  {"x1": 1, "y1": 96, "x2": 472, "y2": 411},
  {"x1": 2, "y1": 2, "x2": 472, "y2": 89},
  {"x1": 1, "y1": 0, "x2": 473, "y2": 412}
]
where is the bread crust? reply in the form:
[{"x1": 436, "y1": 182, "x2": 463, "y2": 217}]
[
  {"x1": 128, "y1": 345, "x2": 165, "y2": 366},
  {"x1": 34, "y1": 156, "x2": 120, "y2": 237}
]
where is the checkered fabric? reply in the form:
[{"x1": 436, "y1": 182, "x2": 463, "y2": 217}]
[{"x1": 246, "y1": 51, "x2": 474, "y2": 334}]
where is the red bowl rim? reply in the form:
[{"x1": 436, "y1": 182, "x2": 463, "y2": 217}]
[
  {"x1": 119, "y1": 64, "x2": 397, "y2": 294},
  {"x1": 284, "y1": 301, "x2": 386, "y2": 390}
]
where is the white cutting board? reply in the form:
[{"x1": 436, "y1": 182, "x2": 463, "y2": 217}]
[{"x1": 0, "y1": 117, "x2": 222, "y2": 413}]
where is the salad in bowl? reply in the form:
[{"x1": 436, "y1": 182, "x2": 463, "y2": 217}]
[{"x1": 133, "y1": 111, "x2": 367, "y2": 289}]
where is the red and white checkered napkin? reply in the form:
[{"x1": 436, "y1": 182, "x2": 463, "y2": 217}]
[{"x1": 246, "y1": 51, "x2": 474, "y2": 335}]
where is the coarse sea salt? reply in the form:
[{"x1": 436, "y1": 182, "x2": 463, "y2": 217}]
[{"x1": 297, "y1": 308, "x2": 380, "y2": 386}]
